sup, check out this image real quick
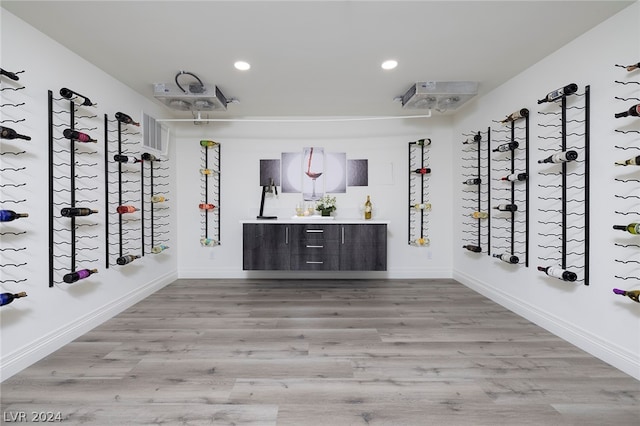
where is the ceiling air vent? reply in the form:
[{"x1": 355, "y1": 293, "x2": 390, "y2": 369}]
[
  {"x1": 153, "y1": 82, "x2": 228, "y2": 112},
  {"x1": 400, "y1": 81, "x2": 478, "y2": 112}
]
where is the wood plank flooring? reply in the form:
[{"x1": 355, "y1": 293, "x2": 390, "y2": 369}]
[{"x1": 2, "y1": 278, "x2": 638, "y2": 425}]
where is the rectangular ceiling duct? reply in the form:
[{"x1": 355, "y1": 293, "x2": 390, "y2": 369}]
[
  {"x1": 153, "y1": 82, "x2": 228, "y2": 112},
  {"x1": 400, "y1": 81, "x2": 478, "y2": 111}
]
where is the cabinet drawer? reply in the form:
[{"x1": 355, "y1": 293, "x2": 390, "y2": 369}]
[{"x1": 290, "y1": 253, "x2": 340, "y2": 270}]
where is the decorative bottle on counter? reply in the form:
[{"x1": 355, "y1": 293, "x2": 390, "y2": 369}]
[{"x1": 364, "y1": 195, "x2": 372, "y2": 220}]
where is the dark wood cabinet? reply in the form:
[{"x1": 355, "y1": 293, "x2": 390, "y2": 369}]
[{"x1": 242, "y1": 222, "x2": 387, "y2": 271}]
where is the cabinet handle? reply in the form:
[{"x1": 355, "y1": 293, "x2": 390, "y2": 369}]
[
  {"x1": 286, "y1": 226, "x2": 289, "y2": 244},
  {"x1": 306, "y1": 245, "x2": 324, "y2": 248},
  {"x1": 306, "y1": 261, "x2": 324, "y2": 264},
  {"x1": 306, "y1": 229, "x2": 324, "y2": 233},
  {"x1": 341, "y1": 226, "x2": 345, "y2": 244}
]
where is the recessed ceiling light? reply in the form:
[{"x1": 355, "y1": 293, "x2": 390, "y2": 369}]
[
  {"x1": 234, "y1": 61, "x2": 251, "y2": 71},
  {"x1": 381, "y1": 60, "x2": 398, "y2": 70}
]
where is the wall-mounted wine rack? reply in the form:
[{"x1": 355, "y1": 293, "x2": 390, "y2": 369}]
[
  {"x1": 612, "y1": 62, "x2": 640, "y2": 288},
  {"x1": 536, "y1": 84, "x2": 590, "y2": 286},
  {"x1": 490, "y1": 109, "x2": 530, "y2": 266},
  {"x1": 199, "y1": 140, "x2": 221, "y2": 246},
  {"x1": 48, "y1": 88, "x2": 101, "y2": 287},
  {"x1": 460, "y1": 128, "x2": 490, "y2": 254},
  {"x1": 1, "y1": 67, "x2": 30, "y2": 303},
  {"x1": 408, "y1": 138, "x2": 431, "y2": 246},
  {"x1": 104, "y1": 112, "x2": 142, "y2": 268},
  {"x1": 142, "y1": 153, "x2": 170, "y2": 255}
]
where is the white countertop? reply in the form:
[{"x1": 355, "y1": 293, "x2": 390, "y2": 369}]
[{"x1": 240, "y1": 217, "x2": 389, "y2": 225}]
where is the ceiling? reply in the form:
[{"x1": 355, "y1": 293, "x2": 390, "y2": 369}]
[{"x1": 2, "y1": 0, "x2": 634, "y2": 118}]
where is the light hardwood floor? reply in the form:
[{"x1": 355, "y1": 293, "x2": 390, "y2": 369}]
[{"x1": 2, "y1": 279, "x2": 639, "y2": 425}]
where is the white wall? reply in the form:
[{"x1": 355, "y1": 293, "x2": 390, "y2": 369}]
[
  {"x1": 0, "y1": 11, "x2": 178, "y2": 380},
  {"x1": 174, "y1": 117, "x2": 455, "y2": 279},
  {"x1": 452, "y1": 2, "x2": 640, "y2": 379}
]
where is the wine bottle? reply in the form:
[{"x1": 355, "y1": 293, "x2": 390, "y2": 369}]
[
  {"x1": 493, "y1": 204, "x2": 518, "y2": 212},
  {"x1": 115, "y1": 112, "x2": 140, "y2": 126},
  {"x1": 613, "y1": 223, "x2": 640, "y2": 235},
  {"x1": 501, "y1": 172, "x2": 527, "y2": 182},
  {"x1": 493, "y1": 141, "x2": 519, "y2": 153},
  {"x1": 63, "y1": 129, "x2": 97, "y2": 143},
  {"x1": 364, "y1": 195, "x2": 372, "y2": 220},
  {"x1": 537, "y1": 83, "x2": 578, "y2": 104},
  {"x1": 538, "y1": 150, "x2": 578, "y2": 164},
  {"x1": 151, "y1": 244, "x2": 169, "y2": 254},
  {"x1": 415, "y1": 138, "x2": 431, "y2": 146},
  {"x1": 200, "y1": 237, "x2": 219, "y2": 246},
  {"x1": 141, "y1": 152, "x2": 160, "y2": 162},
  {"x1": 537, "y1": 265, "x2": 577, "y2": 282},
  {"x1": 463, "y1": 245, "x2": 482, "y2": 253},
  {"x1": 493, "y1": 253, "x2": 519, "y2": 264},
  {"x1": 199, "y1": 203, "x2": 215, "y2": 210},
  {"x1": 0, "y1": 291, "x2": 27, "y2": 306},
  {"x1": 116, "y1": 254, "x2": 140, "y2": 265},
  {"x1": 0, "y1": 68, "x2": 20, "y2": 81},
  {"x1": 500, "y1": 108, "x2": 529, "y2": 124},
  {"x1": 0, "y1": 126, "x2": 31, "y2": 141},
  {"x1": 612, "y1": 288, "x2": 640, "y2": 303},
  {"x1": 151, "y1": 195, "x2": 168, "y2": 203},
  {"x1": 624, "y1": 62, "x2": 640, "y2": 72},
  {"x1": 614, "y1": 104, "x2": 640, "y2": 119},
  {"x1": 412, "y1": 167, "x2": 431, "y2": 175},
  {"x1": 413, "y1": 203, "x2": 432, "y2": 211},
  {"x1": 472, "y1": 211, "x2": 488, "y2": 219},
  {"x1": 463, "y1": 178, "x2": 481, "y2": 185},
  {"x1": 411, "y1": 237, "x2": 429, "y2": 246},
  {"x1": 0, "y1": 210, "x2": 28, "y2": 222},
  {"x1": 615, "y1": 155, "x2": 640, "y2": 166},
  {"x1": 200, "y1": 169, "x2": 219, "y2": 175},
  {"x1": 59, "y1": 87, "x2": 95, "y2": 106},
  {"x1": 61, "y1": 207, "x2": 98, "y2": 217},
  {"x1": 113, "y1": 154, "x2": 141, "y2": 164},
  {"x1": 462, "y1": 134, "x2": 481, "y2": 144},
  {"x1": 200, "y1": 140, "x2": 218, "y2": 147},
  {"x1": 63, "y1": 268, "x2": 98, "y2": 284},
  {"x1": 116, "y1": 205, "x2": 138, "y2": 214}
]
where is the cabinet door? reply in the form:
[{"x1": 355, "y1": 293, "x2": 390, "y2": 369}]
[
  {"x1": 242, "y1": 224, "x2": 290, "y2": 270},
  {"x1": 340, "y1": 224, "x2": 387, "y2": 271}
]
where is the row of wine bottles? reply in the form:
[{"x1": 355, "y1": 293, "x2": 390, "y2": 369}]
[{"x1": 114, "y1": 153, "x2": 162, "y2": 163}]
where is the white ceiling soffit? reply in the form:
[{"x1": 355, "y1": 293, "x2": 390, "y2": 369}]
[{"x1": 1, "y1": 1, "x2": 634, "y2": 118}]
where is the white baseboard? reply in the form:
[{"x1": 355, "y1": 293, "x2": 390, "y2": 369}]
[
  {"x1": 178, "y1": 267, "x2": 452, "y2": 280},
  {"x1": 0, "y1": 271, "x2": 178, "y2": 382},
  {"x1": 453, "y1": 269, "x2": 640, "y2": 380}
]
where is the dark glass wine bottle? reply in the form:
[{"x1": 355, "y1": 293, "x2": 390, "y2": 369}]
[
  {"x1": 613, "y1": 223, "x2": 640, "y2": 235},
  {"x1": 612, "y1": 288, "x2": 640, "y2": 303},
  {"x1": 116, "y1": 254, "x2": 140, "y2": 265},
  {"x1": 63, "y1": 268, "x2": 97, "y2": 284},
  {"x1": 141, "y1": 152, "x2": 160, "y2": 162},
  {"x1": 493, "y1": 142, "x2": 519, "y2": 153},
  {"x1": 462, "y1": 134, "x2": 481, "y2": 144},
  {"x1": 463, "y1": 178, "x2": 481, "y2": 185},
  {"x1": 0, "y1": 210, "x2": 28, "y2": 222},
  {"x1": 415, "y1": 138, "x2": 431, "y2": 146},
  {"x1": 493, "y1": 204, "x2": 518, "y2": 212},
  {"x1": 537, "y1": 83, "x2": 578, "y2": 104},
  {"x1": 115, "y1": 112, "x2": 140, "y2": 126},
  {"x1": 537, "y1": 265, "x2": 577, "y2": 282},
  {"x1": 61, "y1": 207, "x2": 98, "y2": 217},
  {"x1": 0, "y1": 291, "x2": 27, "y2": 306},
  {"x1": 538, "y1": 150, "x2": 578, "y2": 164},
  {"x1": 116, "y1": 205, "x2": 138, "y2": 214},
  {"x1": 63, "y1": 129, "x2": 97, "y2": 143},
  {"x1": 0, "y1": 68, "x2": 20, "y2": 81},
  {"x1": 501, "y1": 172, "x2": 527, "y2": 182},
  {"x1": 500, "y1": 108, "x2": 529, "y2": 124},
  {"x1": 113, "y1": 154, "x2": 141, "y2": 164},
  {"x1": 463, "y1": 245, "x2": 482, "y2": 253},
  {"x1": 200, "y1": 140, "x2": 218, "y2": 147},
  {"x1": 493, "y1": 253, "x2": 519, "y2": 264},
  {"x1": 59, "y1": 87, "x2": 94, "y2": 106},
  {"x1": 614, "y1": 104, "x2": 640, "y2": 119},
  {"x1": 412, "y1": 168, "x2": 431, "y2": 175},
  {"x1": 0, "y1": 126, "x2": 31, "y2": 141}
]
